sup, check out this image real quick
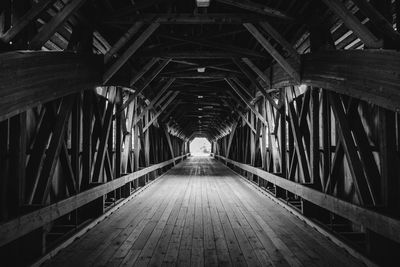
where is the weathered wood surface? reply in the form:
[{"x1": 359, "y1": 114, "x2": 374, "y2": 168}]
[
  {"x1": 215, "y1": 155, "x2": 400, "y2": 245},
  {"x1": 0, "y1": 51, "x2": 102, "y2": 121},
  {"x1": 266, "y1": 49, "x2": 400, "y2": 112},
  {"x1": 302, "y1": 50, "x2": 400, "y2": 111},
  {"x1": 44, "y1": 157, "x2": 363, "y2": 267},
  {"x1": 0, "y1": 154, "x2": 188, "y2": 248}
]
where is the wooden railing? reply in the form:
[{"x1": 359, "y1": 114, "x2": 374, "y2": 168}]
[
  {"x1": 214, "y1": 155, "x2": 400, "y2": 244},
  {"x1": 0, "y1": 154, "x2": 189, "y2": 247}
]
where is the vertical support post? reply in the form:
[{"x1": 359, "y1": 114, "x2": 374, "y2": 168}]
[
  {"x1": 115, "y1": 89, "x2": 122, "y2": 199},
  {"x1": 71, "y1": 93, "x2": 81, "y2": 191},
  {"x1": 8, "y1": 112, "x2": 26, "y2": 216},
  {"x1": 82, "y1": 90, "x2": 93, "y2": 191},
  {"x1": 310, "y1": 87, "x2": 320, "y2": 188},
  {"x1": 144, "y1": 110, "x2": 151, "y2": 181},
  {"x1": 378, "y1": 108, "x2": 399, "y2": 210},
  {"x1": 134, "y1": 98, "x2": 141, "y2": 188}
]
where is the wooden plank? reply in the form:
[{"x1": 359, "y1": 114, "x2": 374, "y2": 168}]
[
  {"x1": 25, "y1": 105, "x2": 54, "y2": 200},
  {"x1": 329, "y1": 93, "x2": 375, "y2": 205},
  {"x1": 201, "y1": 175, "x2": 218, "y2": 267},
  {"x1": 213, "y1": 171, "x2": 262, "y2": 266},
  {"x1": 0, "y1": 51, "x2": 102, "y2": 121},
  {"x1": 287, "y1": 99, "x2": 310, "y2": 183},
  {"x1": 242, "y1": 57, "x2": 271, "y2": 87},
  {"x1": 115, "y1": 89, "x2": 123, "y2": 179},
  {"x1": 143, "y1": 91, "x2": 179, "y2": 132},
  {"x1": 104, "y1": 22, "x2": 144, "y2": 64},
  {"x1": 244, "y1": 23, "x2": 300, "y2": 82},
  {"x1": 321, "y1": 0, "x2": 382, "y2": 48},
  {"x1": 119, "y1": 59, "x2": 171, "y2": 112},
  {"x1": 71, "y1": 93, "x2": 81, "y2": 188},
  {"x1": 31, "y1": 95, "x2": 75, "y2": 204},
  {"x1": 81, "y1": 91, "x2": 93, "y2": 190},
  {"x1": 352, "y1": 0, "x2": 400, "y2": 44},
  {"x1": 302, "y1": 49, "x2": 400, "y2": 112},
  {"x1": 162, "y1": 171, "x2": 193, "y2": 265},
  {"x1": 310, "y1": 88, "x2": 320, "y2": 186},
  {"x1": 0, "y1": 154, "x2": 189, "y2": 247},
  {"x1": 60, "y1": 141, "x2": 77, "y2": 195},
  {"x1": 132, "y1": 78, "x2": 175, "y2": 125},
  {"x1": 214, "y1": 155, "x2": 400, "y2": 244},
  {"x1": 226, "y1": 78, "x2": 268, "y2": 126},
  {"x1": 106, "y1": 13, "x2": 274, "y2": 24},
  {"x1": 92, "y1": 99, "x2": 115, "y2": 182},
  {"x1": 226, "y1": 119, "x2": 238, "y2": 159},
  {"x1": 8, "y1": 112, "x2": 27, "y2": 216},
  {"x1": 233, "y1": 58, "x2": 279, "y2": 109},
  {"x1": 132, "y1": 177, "x2": 184, "y2": 266},
  {"x1": 259, "y1": 21, "x2": 300, "y2": 62},
  {"x1": 214, "y1": 0, "x2": 293, "y2": 20},
  {"x1": 121, "y1": 101, "x2": 135, "y2": 175},
  {"x1": 29, "y1": 0, "x2": 88, "y2": 49},
  {"x1": 151, "y1": 173, "x2": 193, "y2": 266},
  {"x1": 163, "y1": 125, "x2": 176, "y2": 164},
  {"x1": 103, "y1": 23, "x2": 160, "y2": 83},
  {"x1": 279, "y1": 89, "x2": 287, "y2": 177},
  {"x1": 129, "y1": 57, "x2": 159, "y2": 86},
  {"x1": 0, "y1": 0, "x2": 56, "y2": 43},
  {"x1": 160, "y1": 34, "x2": 268, "y2": 59}
]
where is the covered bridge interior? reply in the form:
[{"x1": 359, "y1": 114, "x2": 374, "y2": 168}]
[{"x1": 1, "y1": 0, "x2": 400, "y2": 266}]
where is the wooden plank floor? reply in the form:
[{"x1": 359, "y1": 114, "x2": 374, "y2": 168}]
[{"x1": 45, "y1": 157, "x2": 364, "y2": 267}]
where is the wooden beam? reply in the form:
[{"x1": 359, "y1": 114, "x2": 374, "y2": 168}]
[
  {"x1": 352, "y1": 0, "x2": 400, "y2": 44},
  {"x1": 91, "y1": 98, "x2": 115, "y2": 183},
  {"x1": 302, "y1": 49, "x2": 400, "y2": 112},
  {"x1": 243, "y1": 23, "x2": 300, "y2": 82},
  {"x1": 8, "y1": 112, "x2": 27, "y2": 216},
  {"x1": 226, "y1": 119, "x2": 239, "y2": 158},
  {"x1": 104, "y1": 22, "x2": 144, "y2": 64},
  {"x1": 214, "y1": 155, "x2": 400, "y2": 245},
  {"x1": 225, "y1": 78, "x2": 268, "y2": 126},
  {"x1": 81, "y1": 91, "x2": 93, "y2": 190},
  {"x1": 132, "y1": 78, "x2": 175, "y2": 125},
  {"x1": 233, "y1": 58, "x2": 279, "y2": 109},
  {"x1": 0, "y1": 51, "x2": 101, "y2": 122},
  {"x1": 259, "y1": 21, "x2": 300, "y2": 63},
  {"x1": 158, "y1": 34, "x2": 268, "y2": 59},
  {"x1": 121, "y1": 101, "x2": 135, "y2": 174},
  {"x1": 129, "y1": 57, "x2": 159, "y2": 86},
  {"x1": 29, "y1": 0, "x2": 87, "y2": 49},
  {"x1": 222, "y1": 98, "x2": 256, "y2": 134},
  {"x1": 105, "y1": 13, "x2": 273, "y2": 24},
  {"x1": 103, "y1": 23, "x2": 159, "y2": 83},
  {"x1": 119, "y1": 59, "x2": 171, "y2": 111},
  {"x1": 0, "y1": 0, "x2": 56, "y2": 43},
  {"x1": 310, "y1": 88, "x2": 320, "y2": 186},
  {"x1": 143, "y1": 91, "x2": 179, "y2": 132},
  {"x1": 163, "y1": 126, "x2": 176, "y2": 165},
  {"x1": 31, "y1": 95, "x2": 75, "y2": 204},
  {"x1": 214, "y1": 0, "x2": 293, "y2": 20},
  {"x1": 321, "y1": 0, "x2": 382, "y2": 48},
  {"x1": 0, "y1": 154, "x2": 189, "y2": 248},
  {"x1": 135, "y1": 50, "x2": 260, "y2": 59},
  {"x1": 287, "y1": 99, "x2": 311, "y2": 183},
  {"x1": 242, "y1": 57, "x2": 270, "y2": 87},
  {"x1": 329, "y1": 93, "x2": 376, "y2": 205},
  {"x1": 71, "y1": 93, "x2": 81, "y2": 188}
]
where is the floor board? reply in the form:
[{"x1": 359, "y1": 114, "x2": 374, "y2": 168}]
[{"x1": 44, "y1": 157, "x2": 365, "y2": 267}]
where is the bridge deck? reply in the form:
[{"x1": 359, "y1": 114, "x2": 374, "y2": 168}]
[{"x1": 45, "y1": 157, "x2": 363, "y2": 267}]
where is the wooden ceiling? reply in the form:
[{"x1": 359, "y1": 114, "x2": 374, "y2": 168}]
[{"x1": 6, "y1": 0, "x2": 397, "y2": 140}]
